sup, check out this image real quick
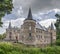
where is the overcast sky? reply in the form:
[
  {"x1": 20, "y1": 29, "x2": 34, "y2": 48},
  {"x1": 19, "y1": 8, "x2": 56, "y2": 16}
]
[
  {"x1": 13, "y1": 0, "x2": 60, "y2": 12},
  {"x1": 2, "y1": 0, "x2": 60, "y2": 21}
]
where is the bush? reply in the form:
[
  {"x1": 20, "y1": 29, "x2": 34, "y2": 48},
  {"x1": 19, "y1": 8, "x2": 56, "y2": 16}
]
[
  {"x1": 0, "y1": 42, "x2": 60, "y2": 54},
  {"x1": 56, "y1": 39, "x2": 60, "y2": 46}
]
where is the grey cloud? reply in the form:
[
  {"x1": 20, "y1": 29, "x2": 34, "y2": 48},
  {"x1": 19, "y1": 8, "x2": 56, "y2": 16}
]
[
  {"x1": 4, "y1": 0, "x2": 60, "y2": 20},
  {"x1": 13, "y1": 0, "x2": 60, "y2": 13}
]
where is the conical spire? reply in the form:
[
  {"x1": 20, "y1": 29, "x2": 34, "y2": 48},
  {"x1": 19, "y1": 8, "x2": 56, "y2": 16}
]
[
  {"x1": 51, "y1": 23, "x2": 54, "y2": 30},
  {"x1": 25, "y1": 8, "x2": 33, "y2": 20},
  {"x1": 8, "y1": 22, "x2": 11, "y2": 29},
  {"x1": 27, "y1": 8, "x2": 32, "y2": 19}
]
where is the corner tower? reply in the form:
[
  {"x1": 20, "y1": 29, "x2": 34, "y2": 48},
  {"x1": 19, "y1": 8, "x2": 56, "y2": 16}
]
[
  {"x1": 50, "y1": 23, "x2": 56, "y2": 45},
  {"x1": 48, "y1": 23, "x2": 56, "y2": 46},
  {"x1": 5, "y1": 22, "x2": 12, "y2": 41},
  {"x1": 23, "y1": 8, "x2": 36, "y2": 45}
]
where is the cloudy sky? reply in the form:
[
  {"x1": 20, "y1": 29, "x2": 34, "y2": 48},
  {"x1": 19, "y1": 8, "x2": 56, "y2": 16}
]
[
  {"x1": 2, "y1": 0, "x2": 60, "y2": 21},
  {"x1": 13, "y1": 0, "x2": 60, "y2": 11},
  {"x1": 0, "y1": 0, "x2": 60, "y2": 34}
]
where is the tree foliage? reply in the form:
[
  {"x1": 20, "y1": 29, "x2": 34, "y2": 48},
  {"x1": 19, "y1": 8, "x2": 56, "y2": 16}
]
[
  {"x1": 55, "y1": 14, "x2": 60, "y2": 46},
  {"x1": 0, "y1": 42, "x2": 60, "y2": 54},
  {"x1": 0, "y1": 0, "x2": 13, "y2": 26},
  {"x1": 0, "y1": 33, "x2": 6, "y2": 40},
  {"x1": 55, "y1": 14, "x2": 60, "y2": 30}
]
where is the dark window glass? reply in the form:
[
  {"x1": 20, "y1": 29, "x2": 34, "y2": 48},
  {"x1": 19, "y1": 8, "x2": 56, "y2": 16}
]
[{"x1": 29, "y1": 33, "x2": 32, "y2": 40}]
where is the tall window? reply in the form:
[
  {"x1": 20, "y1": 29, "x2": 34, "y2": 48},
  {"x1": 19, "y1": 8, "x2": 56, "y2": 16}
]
[
  {"x1": 9, "y1": 32, "x2": 12, "y2": 40},
  {"x1": 29, "y1": 33, "x2": 32, "y2": 40},
  {"x1": 16, "y1": 36, "x2": 18, "y2": 42},
  {"x1": 29, "y1": 33, "x2": 31, "y2": 36}
]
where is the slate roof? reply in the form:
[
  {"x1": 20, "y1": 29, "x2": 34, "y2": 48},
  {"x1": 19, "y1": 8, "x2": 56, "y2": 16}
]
[
  {"x1": 36, "y1": 22, "x2": 47, "y2": 31},
  {"x1": 42, "y1": 26, "x2": 47, "y2": 31},
  {"x1": 36, "y1": 23, "x2": 43, "y2": 29},
  {"x1": 25, "y1": 8, "x2": 35, "y2": 21}
]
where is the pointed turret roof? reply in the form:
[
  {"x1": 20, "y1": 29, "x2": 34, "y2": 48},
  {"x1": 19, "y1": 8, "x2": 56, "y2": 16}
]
[
  {"x1": 8, "y1": 22, "x2": 11, "y2": 29},
  {"x1": 25, "y1": 8, "x2": 34, "y2": 20},
  {"x1": 50, "y1": 23, "x2": 56, "y2": 30}
]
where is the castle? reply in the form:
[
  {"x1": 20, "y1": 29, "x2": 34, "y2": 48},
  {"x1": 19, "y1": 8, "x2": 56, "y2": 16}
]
[{"x1": 5, "y1": 8, "x2": 56, "y2": 47}]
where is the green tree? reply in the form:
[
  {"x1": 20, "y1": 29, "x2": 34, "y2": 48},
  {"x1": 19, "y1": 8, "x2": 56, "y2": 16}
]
[
  {"x1": 55, "y1": 14, "x2": 60, "y2": 45},
  {"x1": 0, "y1": 33, "x2": 6, "y2": 40},
  {"x1": 0, "y1": 0, "x2": 13, "y2": 26}
]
